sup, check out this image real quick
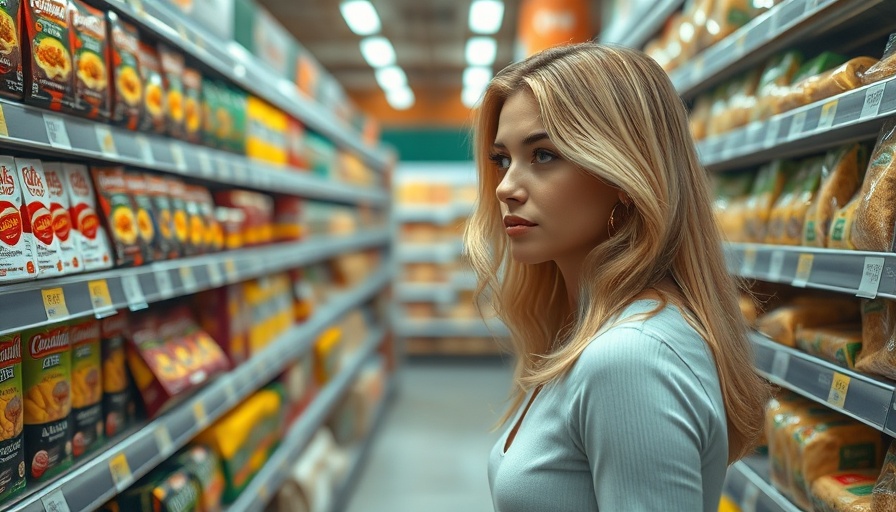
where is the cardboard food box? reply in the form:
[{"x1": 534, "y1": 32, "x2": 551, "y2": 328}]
[
  {"x1": 90, "y1": 166, "x2": 143, "y2": 267},
  {"x1": 123, "y1": 171, "x2": 157, "y2": 263},
  {"x1": 15, "y1": 158, "x2": 64, "y2": 278},
  {"x1": 22, "y1": 0, "x2": 74, "y2": 110},
  {"x1": 0, "y1": 333, "x2": 25, "y2": 502},
  {"x1": 158, "y1": 44, "x2": 185, "y2": 139},
  {"x1": 100, "y1": 312, "x2": 133, "y2": 438},
  {"x1": 0, "y1": 156, "x2": 37, "y2": 281},
  {"x1": 0, "y1": 0, "x2": 23, "y2": 100},
  {"x1": 144, "y1": 174, "x2": 180, "y2": 260},
  {"x1": 274, "y1": 196, "x2": 304, "y2": 242},
  {"x1": 195, "y1": 285, "x2": 249, "y2": 369},
  {"x1": 166, "y1": 178, "x2": 191, "y2": 255},
  {"x1": 137, "y1": 39, "x2": 165, "y2": 135},
  {"x1": 182, "y1": 185, "x2": 206, "y2": 256},
  {"x1": 68, "y1": 317, "x2": 103, "y2": 458},
  {"x1": 116, "y1": 465, "x2": 201, "y2": 512},
  {"x1": 200, "y1": 78, "x2": 221, "y2": 148},
  {"x1": 21, "y1": 324, "x2": 71, "y2": 482},
  {"x1": 182, "y1": 66, "x2": 202, "y2": 144},
  {"x1": 107, "y1": 11, "x2": 141, "y2": 130},
  {"x1": 193, "y1": 186, "x2": 221, "y2": 252},
  {"x1": 68, "y1": 0, "x2": 108, "y2": 119},
  {"x1": 41, "y1": 163, "x2": 82, "y2": 274},
  {"x1": 63, "y1": 163, "x2": 112, "y2": 270}
]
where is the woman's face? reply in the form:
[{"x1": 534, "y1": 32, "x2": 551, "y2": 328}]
[{"x1": 492, "y1": 90, "x2": 619, "y2": 272}]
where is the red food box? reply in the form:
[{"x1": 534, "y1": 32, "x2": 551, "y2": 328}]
[{"x1": 194, "y1": 285, "x2": 249, "y2": 370}]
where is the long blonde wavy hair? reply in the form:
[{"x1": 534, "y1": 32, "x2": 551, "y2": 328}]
[{"x1": 464, "y1": 43, "x2": 770, "y2": 464}]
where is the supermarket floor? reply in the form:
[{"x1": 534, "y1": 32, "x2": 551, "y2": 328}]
[{"x1": 344, "y1": 357, "x2": 513, "y2": 512}]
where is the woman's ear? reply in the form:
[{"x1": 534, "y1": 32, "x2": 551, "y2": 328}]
[{"x1": 617, "y1": 191, "x2": 631, "y2": 207}]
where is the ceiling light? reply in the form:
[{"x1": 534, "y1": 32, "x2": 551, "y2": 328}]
[
  {"x1": 375, "y1": 66, "x2": 407, "y2": 91},
  {"x1": 360, "y1": 37, "x2": 396, "y2": 68},
  {"x1": 463, "y1": 66, "x2": 492, "y2": 89},
  {"x1": 340, "y1": 0, "x2": 381, "y2": 36},
  {"x1": 465, "y1": 37, "x2": 497, "y2": 66},
  {"x1": 386, "y1": 87, "x2": 415, "y2": 110},
  {"x1": 462, "y1": 86, "x2": 484, "y2": 108},
  {"x1": 469, "y1": 0, "x2": 504, "y2": 35}
]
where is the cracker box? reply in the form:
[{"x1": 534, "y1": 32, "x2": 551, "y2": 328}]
[
  {"x1": 158, "y1": 44, "x2": 185, "y2": 139},
  {"x1": 63, "y1": 163, "x2": 112, "y2": 270},
  {"x1": 0, "y1": 333, "x2": 25, "y2": 502},
  {"x1": 0, "y1": 0, "x2": 23, "y2": 100},
  {"x1": 42, "y1": 162, "x2": 82, "y2": 274},
  {"x1": 68, "y1": 0, "x2": 109, "y2": 119},
  {"x1": 144, "y1": 174, "x2": 179, "y2": 260},
  {"x1": 107, "y1": 10, "x2": 141, "y2": 130},
  {"x1": 101, "y1": 313, "x2": 133, "y2": 438},
  {"x1": 90, "y1": 166, "x2": 143, "y2": 267},
  {"x1": 69, "y1": 318, "x2": 103, "y2": 458},
  {"x1": 123, "y1": 171, "x2": 157, "y2": 263},
  {"x1": 165, "y1": 177, "x2": 190, "y2": 256},
  {"x1": 137, "y1": 39, "x2": 165, "y2": 135},
  {"x1": 0, "y1": 156, "x2": 37, "y2": 281},
  {"x1": 15, "y1": 158, "x2": 63, "y2": 277},
  {"x1": 182, "y1": 66, "x2": 202, "y2": 144},
  {"x1": 22, "y1": 0, "x2": 73, "y2": 110}
]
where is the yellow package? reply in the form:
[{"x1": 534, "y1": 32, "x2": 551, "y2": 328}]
[
  {"x1": 795, "y1": 324, "x2": 863, "y2": 369},
  {"x1": 804, "y1": 144, "x2": 867, "y2": 247},
  {"x1": 765, "y1": 165, "x2": 804, "y2": 244},
  {"x1": 69, "y1": 318, "x2": 103, "y2": 458},
  {"x1": 810, "y1": 470, "x2": 877, "y2": 512},
  {"x1": 782, "y1": 157, "x2": 823, "y2": 245},
  {"x1": 756, "y1": 296, "x2": 861, "y2": 347},
  {"x1": 744, "y1": 161, "x2": 790, "y2": 242}
]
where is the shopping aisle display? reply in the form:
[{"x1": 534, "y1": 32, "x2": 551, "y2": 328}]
[
  {"x1": 601, "y1": 1, "x2": 896, "y2": 511},
  {"x1": 0, "y1": 0, "x2": 396, "y2": 510}
]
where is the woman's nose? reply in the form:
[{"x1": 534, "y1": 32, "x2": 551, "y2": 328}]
[{"x1": 496, "y1": 166, "x2": 526, "y2": 205}]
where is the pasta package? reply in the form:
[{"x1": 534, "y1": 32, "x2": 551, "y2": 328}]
[
  {"x1": 828, "y1": 191, "x2": 862, "y2": 250},
  {"x1": 803, "y1": 144, "x2": 868, "y2": 247},
  {"x1": 0, "y1": 0, "x2": 23, "y2": 100},
  {"x1": 756, "y1": 296, "x2": 861, "y2": 347},
  {"x1": 23, "y1": 0, "x2": 74, "y2": 110},
  {"x1": 862, "y1": 32, "x2": 896, "y2": 86},
  {"x1": 68, "y1": 0, "x2": 109, "y2": 120},
  {"x1": 136, "y1": 40, "x2": 165, "y2": 135},
  {"x1": 158, "y1": 44, "x2": 185, "y2": 140},
  {"x1": 853, "y1": 119, "x2": 896, "y2": 252},
  {"x1": 794, "y1": 324, "x2": 863, "y2": 369},
  {"x1": 872, "y1": 440, "x2": 896, "y2": 511},
  {"x1": 810, "y1": 470, "x2": 877, "y2": 512},
  {"x1": 744, "y1": 161, "x2": 790, "y2": 242},
  {"x1": 857, "y1": 298, "x2": 896, "y2": 380},
  {"x1": 107, "y1": 11, "x2": 141, "y2": 130},
  {"x1": 783, "y1": 158, "x2": 823, "y2": 246}
]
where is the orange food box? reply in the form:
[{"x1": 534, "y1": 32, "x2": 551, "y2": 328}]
[
  {"x1": 67, "y1": 0, "x2": 109, "y2": 119},
  {"x1": 90, "y1": 166, "x2": 143, "y2": 267},
  {"x1": 22, "y1": 0, "x2": 74, "y2": 110}
]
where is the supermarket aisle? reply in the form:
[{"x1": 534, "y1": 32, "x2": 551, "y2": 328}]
[{"x1": 344, "y1": 358, "x2": 513, "y2": 512}]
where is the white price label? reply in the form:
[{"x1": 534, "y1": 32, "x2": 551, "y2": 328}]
[
  {"x1": 857, "y1": 256, "x2": 885, "y2": 298},
  {"x1": 817, "y1": 100, "x2": 838, "y2": 130},
  {"x1": 198, "y1": 151, "x2": 214, "y2": 177},
  {"x1": 792, "y1": 253, "x2": 814, "y2": 288},
  {"x1": 121, "y1": 274, "x2": 148, "y2": 310},
  {"x1": 95, "y1": 125, "x2": 118, "y2": 156},
  {"x1": 233, "y1": 162, "x2": 249, "y2": 183},
  {"x1": 207, "y1": 261, "x2": 225, "y2": 287},
  {"x1": 788, "y1": 111, "x2": 808, "y2": 140},
  {"x1": 764, "y1": 118, "x2": 781, "y2": 148},
  {"x1": 170, "y1": 143, "x2": 187, "y2": 171},
  {"x1": 740, "y1": 248, "x2": 758, "y2": 276},
  {"x1": 224, "y1": 381, "x2": 237, "y2": 403},
  {"x1": 155, "y1": 268, "x2": 175, "y2": 299},
  {"x1": 861, "y1": 83, "x2": 886, "y2": 119},
  {"x1": 771, "y1": 351, "x2": 790, "y2": 378},
  {"x1": 768, "y1": 250, "x2": 786, "y2": 281},
  {"x1": 154, "y1": 425, "x2": 174, "y2": 456},
  {"x1": 179, "y1": 266, "x2": 199, "y2": 293},
  {"x1": 41, "y1": 489, "x2": 71, "y2": 512},
  {"x1": 135, "y1": 135, "x2": 155, "y2": 164},
  {"x1": 43, "y1": 114, "x2": 71, "y2": 149}
]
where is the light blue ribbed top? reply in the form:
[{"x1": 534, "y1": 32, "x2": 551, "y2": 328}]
[{"x1": 488, "y1": 300, "x2": 728, "y2": 512}]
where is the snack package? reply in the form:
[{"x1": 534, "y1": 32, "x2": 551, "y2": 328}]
[
  {"x1": 852, "y1": 119, "x2": 896, "y2": 252},
  {"x1": 0, "y1": 333, "x2": 25, "y2": 502},
  {"x1": 117, "y1": 466, "x2": 201, "y2": 512},
  {"x1": 803, "y1": 56, "x2": 878, "y2": 105},
  {"x1": 42, "y1": 163, "x2": 82, "y2": 274},
  {"x1": 136, "y1": 39, "x2": 165, "y2": 135},
  {"x1": 68, "y1": 318, "x2": 103, "y2": 458},
  {"x1": 775, "y1": 52, "x2": 848, "y2": 114},
  {"x1": 803, "y1": 144, "x2": 867, "y2": 247},
  {"x1": 193, "y1": 186, "x2": 221, "y2": 252},
  {"x1": 0, "y1": 156, "x2": 37, "y2": 281},
  {"x1": 182, "y1": 185, "x2": 205, "y2": 256},
  {"x1": 91, "y1": 166, "x2": 144, "y2": 267},
  {"x1": 68, "y1": 0, "x2": 109, "y2": 119},
  {"x1": 753, "y1": 51, "x2": 803, "y2": 121},
  {"x1": 63, "y1": 163, "x2": 113, "y2": 270},
  {"x1": 756, "y1": 296, "x2": 861, "y2": 347},
  {"x1": 195, "y1": 285, "x2": 248, "y2": 370},
  {"x1": 101, "y1": 313, "x2": 133, "y2": 438},
  {"x1": 795, "y1": 324, "x2": 863, "y2": 369},
  {"x1": 174, "y1": 444, "x2": 225, "y2": 512},
  {"x1": 158, "y1": 44, "x2": 185, "y2": 139},
  {"x1": 872, "y1": 441, "x2": 896, "y2": 511},
  {"x1": 782, "y1": 157, "x2": 823, "y2": 246},
  {"x1": 22, "y1": 0, "x2": 74, "y2": 110},
  {"x1": 862, "y1": 32, "x2": 896, "y2": 86},
  {"x1": 810, "y1": 470, "x2": 877, "y2": 512},
  {"x1": 828, "y1": 191, "x2": 862, "y2": 250},
  {"x1": 856, "y1": 298, "x2": 896, "y2": 380},
  {"x1": 182, "y1": 66, "x2": 202, "y2": 144},
  {"x1": 144, "y1": 174, "x2": 179, "y2": 259},
  {"x1": 16, "y1": 158, "x2": 64, "y2": 278},
  {"x1": 700, "y1": 0, "x2": 755, "y2": 49},
  {"x1": 764, "y1": 164, "x2": 804, "y2": 245},
  {"x1": 123, "y1": 171, "x2": 157, "y2": 263},
  {"x1": 743, "y1": 161, "x2": 790, "y2": 242},
  {"x1": 21, "y1": 324, "x2": 71, "y2": 482},
  {"x1": 107, "y1": 11, "x2": 141, "y2": 129},
  {"x1": 0, "y1": 0, "x2": 24, "y2": 100},
  {"x1": 165, "y1": 177, "x2": 190, "y2": 254}
]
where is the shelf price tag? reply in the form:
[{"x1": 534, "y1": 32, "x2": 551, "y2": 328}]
[
  {"x1": 170, "y1": 143, "x2": 187, "y2": 172},
  {"x1": 861, "y1": 83, "x2": 887, "y2": 119},
  {"x1": 121, "y1": 274, "x2": 148, "y2": 311},
  {"x1": 43, "y1": 114, "x2": 71, "y2": 149},
  {"x1": 154, "y1": 425, "x2": 174, "y2": 456},
  {"x1": 857, "y1": 256, "x2": 885, "y2": 299},
  {"x1": 792, "y1": 254, "x2": 814, "y2": 288},
  {"x1": 764, "y1": 117, "x2": 781, "y2": 148},
  {"x1": 40, "y1": 489, "x2": 71, "y2": 512},
  {"x1": 135, "y1": 135, "x2": 155, "y2": 164},
  {"x1": 42, "y1": 287, "x2": 69, "y2": 321},
  {"x1": 817, "y1": 100, "x2": 838, "y2": 130},
  {"x1": 95, "y1": 125, "x2": 117, "y2": 156},
  {"x1": 768, "y1": 250, "x2": 786, "y2": 282},
  {"x1": 88, "y1": 279, "x2": 116, "y2": 318},
  {"x1": 108, "y1": 453, "x2": 133, "y2": 492},
  {"x1": 207, "y1": 261, "x2": 225, "y2": 287},
  {"x1": 179, "y1": 266, "x2": 199, "y2": 293},
  {"x1": 193, "y1": 402, "x2": 208, "y2": 428},
  {"x1": 225, "y1": 259, "x2": 238, "y2": 280},
  {"x1": 827, "y1": 372, "x2": 851, "y2": 408},
  {"x1": 771, "y1": 351, "x2": 790, "y2": 379},
  {"x1": 155, "y1": 269, "x2": 175, "y2": 299},
  {"x1": 788, "y1": 111, "x2": 808, "y2": 141},
  {"x1": 0, "y1": 105, "x2": 9, "y2": 137},
  {"x1": 197, "y1": 151, "x2": 214, "y2": 177}
]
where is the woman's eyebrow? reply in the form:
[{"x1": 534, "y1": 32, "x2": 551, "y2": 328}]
[{"x1": 492, "y1": 131, "x2": 550, "y2": 149}]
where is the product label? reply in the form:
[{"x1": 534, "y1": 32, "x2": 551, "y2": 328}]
[
  {"x1": 107, "y1": 12, "x2": 140, "y2": 128},
  {"x1": 70, "y1": 319, "x2": 101, "y2": 457},
  {"x1": 42, "y1": 164, "x2": 80, "y2": 273},
  {"x1": 101, "y1": 318, "x2": 130, "y2": 437},
  {"x1": 64, "y1": 163, "x2": 111, "y2": 270},
  {"x1": 0, "y1": 333, "x2": 24, "y2": 501},
  {"x1": 16, "y1": 159, "x2": 63, "y2": 277},
  {"x1": 69, "y1": 0, "x2": 108, "y2": 119}
]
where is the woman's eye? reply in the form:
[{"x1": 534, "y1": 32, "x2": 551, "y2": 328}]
[
  {"x1": 533, "y1": 149, "x2": 555, "y2": 164},
  {"x1": 489, "y1": 153, "x2": 511, "y2": 170}
]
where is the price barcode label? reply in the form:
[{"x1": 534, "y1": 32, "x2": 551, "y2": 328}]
[
  {"x1": 764, "y1": 118, "x2": 781, "y2": 148},
  {"x1": 771, "y1": 351, "x2": 789, "y2": 378},
  {"x1": 861, "y1": 83, "x2": 887, "y2": 119},
  {"x1": 95, "y1": 125, "x2": 117, "y2": 156},
  {"x1": 225, "y1": 259, "x2": 237, "y2": 280},
  {"x1": 135, "y1": 136, "x2": 155, "y2": 164},
  {"x1": 817, "y1": 100, "x2": 838, "y2": 130},
  {"x1": 857, "y1": 256, "x2": 885, "y2": 298},
  {"x1": 768, "y1": 250, "x2": 786, "y2": 282},
  {"x1": 121, "y1": 274, "x2": 148, "y2": 311},
  {"x1": 197, "y1": 151, "x2": 214, "y2": 177},
  {"x1": 193, "y1": 402, "x2": 208, "y2": 428},
  {"x1": 154, "y1": 425, "x2": 174, "y2": 456},
  {"x1": 88, "y1": 279, "x2": 116, "y2": 318},
  {"x1": 0, "y1": 105, "x2": 9, "y2": 137},
  {"x1": 827, "y1": 372, "x2": 851, "y2": 408},
  {"x1": 43, "y1": 114, "x2": 71, "y2": 149},
  {"x1": 179, "y1": 266, "x2": 198, "y2": 293},
  {"x1": 155, "y1": 269, "x2": 175, "y2": 299},
  {"x1": 740, "y1": 247, "x2": 758, "y2": 276},
  {"x1": 42, "y1": 287, "x2": 69, "y2": 320},
  {"x1": 108, "y1": 453, "x2": 133, "y2": 492},
  {"x1": 170, "y1": 143, "x2": 187, "y2": 171},
  {"x1": 207, "y1": 261, "x2": 225, "y2": 287},
  {"x1": 792, "y1": 254, "x2": 814, "y2": 288},
  {"x1": 788, "y1": 111, "x2": 808, "y2": 140},
  {"x1": 40, "y1": 489, "x2": 71, "y2": 512}
]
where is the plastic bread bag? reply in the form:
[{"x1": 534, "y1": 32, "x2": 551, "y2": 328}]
[
  {"x1": 852, "y1": 119, "x2": 896, "y2": 252},
  {"x1": 700, "y1": 0, "x2": 755, "y2": 49},
  {"x1": 756, "y1": 295, "x2": 861, "y2": 347},
  {"x1": 754, "y1": 51, "x2": 803, "y2": 121},
  {"x1": 872, "y1": 440, "x2": 896, "y2": 511},
  {"x1": 782, "y1": 157, "x2": 823, "y2": 246},
  {"x1": 803, "y1": 56, "x2": 879, "y2": 105},
  {"x1": 811, "y1": 470, "x2": 878, "y2": 512},
  {"x1": 770, "y1": 398, "x2": 840, "y2": 498},
  {"x1": 689, "y1": 93, "x2": 713, "y2": 140},
  {"x1": 856, "y1": 298, "x2": 896, "y2": 381},
  {"x1": 862, "y1": 33, "x2": 896, "y2": 85},
  {"x1": 795, "y1": 324, "x2": 863, "y2": 369},
  {"x1": 766, "y1": 392, "x2": 811, "y2": 493},
  {"x1": 828, "y1": 191, "x2": 862, "y2": 249},
  {"x1": 766, "y1": 162, "x2": 809, "y2": 244},
  {"x1": 775, "y1": 52, "x2": 848, "y2": 114},
  {"x1": 744, "y1": 161, "x2": 790, "y2": 242},
  {"x1": 707, "y1": 82, "x2": 737, "y2": 137},
  {"x1": 713, "y1": 173, "x2": 753, "y2": 241},
  {"x1": 803, "y1": 144, "x2": 868, "y2": 247},
  {"x1": 724, "y1": 68, "x2": 762, "y2": 131}
]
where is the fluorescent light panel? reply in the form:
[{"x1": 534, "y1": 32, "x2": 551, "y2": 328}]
[
  {"x1": 469, "y1": 0, "x2": 504, "y2": 35},
  {"x1": 340, "y1": 0, "x2": 381, "y2": 36},
  {"x1": 463, "y1": 66, "x2": 492, "y2": 89},
  {"x1": 387, "y1": 87, "x2": 415, "y2": 110},
  {"x1": 375, "y1": 66, "x2": 407, "y2": 91},
  {"x1": 360, "y1": 37, "x2": 396, "y2": 68},
  {"x1": 462, "y1": 86, "x2": 484, "y2": 108},
  {"x1": 465, "y1": 37, "x2": 497, "y2": 66}
]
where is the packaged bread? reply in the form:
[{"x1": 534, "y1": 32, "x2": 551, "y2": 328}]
[
  {"x1": 765, "y1": 164, "x2": 806, "y2": 245},
  {"x1": 738, "y1": 294, "x2": 759, "y2": 325},
  {"x1": 862, "y1": 33, "x2": 896, "y2": 85},
  {"x1": 775, "y1": 52, "x2": 848, "y2": 114},
  {"x1": 803, "y1": 144, "x2": 867, "y2": 247},
  {"x1": 768, "y1": 396, "x2": 840, "y2": 496},
  {"x1": 756, "y1": 296, "x2": 861, "y2": 347},
  {"x1": 713, "y1": 173, "x2": 753, "y2": 241},
  {"x1": 803, "y1": 56, "x2": 878, "y2": 105},
  {"x1": 700, "y1": 0, "x2": 755, "y2": 49},
  {"x1": 721, "y1": 69, "x2": 762, "y2": 132},
  {"x1": 754, "y1": 51, "x2": 803, "y2": 121},
  {"x1": 795, "y1": 324, "x2": 863, "y2": 369},
  {"x1": 689, "y1": 94, "x2": 712, "y2": 141},
  {"x1": 744, "y1": 161, "x2": 790, "y2": 242},
  {"x1": 856, "y1": 298, "x2": 896, "y2": 381},
  {"x1": 852, "y1": 119, "x2": 896, "y2": 252},
  {"x1": 872, "y1": 440, "x2": 896, "y2": 511},
  {"x1": 828, "y1": 191, "x2": 862, "y2": 250},
  {"x1": 706, "y1": 85, "x2": 733, "y2": 138},
  {"x1": 810, "y1": 470, "x2": 877, "y2": 512},
  {"x1": 783, "y1": 157, "x2": 824, "y2": 246}
]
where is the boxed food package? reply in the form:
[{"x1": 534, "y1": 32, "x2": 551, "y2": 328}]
[
  {"x1": 863, "y1": 33, "x2": 896, "y2": 86},
  {"x1": 123, "y1": 171, "x2": 157, "y2": 263},
  {"x1": 68, "y1": 0, "x2": 109, "y2": 119},
  {"x1": 873, "y1": 440, "x2": 896, "y2": 510},
  {"x1": 21, "y1": 324, "x2": 71, "y2": 482},
  {"x1": 313, "y1": 327, "x2": 342, "y2": 385},
  {"x1": 794, "y1": 324, "x2": 863, "y2": 370},
  {"x1": 100, "y1": 313, "x2": 133, "y2": 438},
  {"x1": 246, "y1": 96, "x2": 287, "y2": 164},
  {"x1": 116, "y1": 465, "x2": 201, "y2": 512},
  {"x1": 193, "y1": 186, "x2": 221, "y2": 252},
  {"x1": 181, "y1": 185, "x2": 205, "y2": 256},
  {"x1": 810, "y1": 470, "x2": 877, "y2": 512},
  {"x1": 172, "y1": 444, "x2": 225, "y2": 512},
  {"x1": 22, "y1": 0, "x2": 73, "y2": 110},
  {"x1": 227, "y1": 86, "x2": 247, "y2": 154},
  {"x1": 16, "y1": 158, "x2": 64, "y2": 277},
  {"x1": 63, "y1": 163, "x2": 112, "y2": 270},
  {"x1": 42, "y1": 163, "x2": 81, "y2": 274},
  {"x1": 214, "y1": 190, "x2": 273, "y2": 247},
  {"x1": 274, "y1": 196, "x2": 304, "y2": 242},
  {"x1": 107, "y1": 11, "x2": 141, "y2": 130},
  {"x1": 137, "y1": 40, "x2": 165, "y2": 135},
  {"x1": 158, "y1": 44, "x2": 185, "y2": 139},
  {"x1": 0, "y1": 156, "x2": 37, "y2": 281},
  {"x1": 200, "y1": 78, "x2": 220, "y2": 148},
  {"x1": 853, "y1": 119, "x2": 896, "y2": 252},
  {"x1": 195, "y1": 285, "x2": 249, "y2": 369},
  {"x1": 68, "y1": 318, "x2": 102, "y2": 457},
  {"x1": 164, "y1": 177, "x2": 190, "y2": 257},
  {"x1": 803, "y1": 144, "x2": 867, "y2": 247},
  {"x1": 90, "y1": 166, "x2": 143, "y2": 267},
  {"x1": 143, "y1": 174, "x2": 179, "y2": 260},
  {"x1": 756, "y1": 296, "x2": 861, "y2": 347},
  {"x1": 0, "y1": 333, "x2": 25, "y2": 503},
  {"x1": 286, "y1": 116, "x2": 308, "y2": 169},
  {"x1": 0, "y1": 0, "x2": 23, "y2": 100},
  {"x1": 182, "y1": 66, "x2": 202, "y2": 144}
]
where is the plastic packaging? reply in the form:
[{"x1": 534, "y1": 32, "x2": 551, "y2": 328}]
[
  {"x1": 754, "y1": 51, "x2": 803, "y2": 121},
  {"x1": 782, "y1": 157, "x2": 823, "y2": 246},
  {"x1": 802, "y1": 56, "x2": 878, "y2": 105},
  {"x1": 774, "y1": 52, "x2": 847, "y2": 114},
  {"x1": 872, "y1": 441, "x2": 896, "y2": 511},
  {"x1": 794, "y1": 324, "x2": 863, "y2": 369},
  {"x1": 862, "y1": 33, "x2": 896, "y2": 85},
  {"x1": 744, "y1": 161, "x2": 790, "y2": 242},
  {"x1": 756, "y1": 296, "x2": 861, "y2": 347},
  {"x1": 852, "y1": 119, "x2": 896, "y2": 252},
  {"x1": 856, "y1": 298, "x2": 896, "y2": 380},
  {"x1": 803, "y1": 144, "x2": 868, "y2": 247}
]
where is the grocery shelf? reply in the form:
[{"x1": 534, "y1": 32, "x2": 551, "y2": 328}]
[
  {"x1": 395, "y1": 318, "x2": 509, "y2": 338},
  {"x1": 100, "y1": 0, "x2": 391, "y2": 172},
  {"x1": 5, "y1": 270, "x2": 392, "y2": 512},
  {"x1": 599, "y1": 0, "x2": 685, "y2": 50},
  {"x1": 0, "y1": 229, "x2": 390, "y2": 337},
  {"x1": 0, "y1": 98, "x2": 387, "y2": 206},
  {"x1": 671, "y1": 0, "x2": 889, "y2": 98},
  {"x1": 395, "y1": 203, "x2": 474, "y2": 225},
  {"x1": 724, "y1": 455, "x2": 802, "y2": 512},
  {"x1": 397, "y1": 241, "x2": 465, "y2": 263},
  {"x1": 750, "y1": 333, "x2": 896, "y2": 435},
  {"x1": 226, "y1": 326, "x2": 388, "y2": 512},
  {"x1": 396, "y1": 283, "x2": 457, "y2": 304},
  {"x1": 404, "y1": 338, "x2": 503, "y2": 358},
  {"x1": 725, "y1": 243, "x2": 896, "y2": 300}
]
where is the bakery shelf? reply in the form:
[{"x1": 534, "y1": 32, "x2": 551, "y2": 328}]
[
  {"x1": 395, "y1": 203, "x2": 474, "y2": 225},
  {"x1": 599, "y1": 0, "x2": 685, "y2": 50},
  {"x1": 725, "y1": 455, "x2": 802, "y2": 512},
  {"x1": 671, "y1": 0, "x2": 893, "y2": 98},
  {"x1": 396, "y1": 283, "x2": 457, "y2": 304},
  {"x1": 725, "y1": 243, "x2": 896, "y2": 300},
  {"x1": 0, "y1": 98, "x2": 387, "y2": 206},
  {"x1": 395, "y1": 318, "x2": 509, "y2": 338},
  {"x1": 0, "y1": 229, "x2": 390, "y2": 337},
  {"x1": 99, "y1": 0, "x2": 391, "y2": 172},
  {"x1": 4, "y1": 270, "x2": 392, "y2": 512},
  {"x1": 225, "y1": 326, "x2": 388, "y2": 512},
  {"x1": 397, "y1": 241, "x2": 465, "y2": 264},
  {"x1": 750, "y1": 332, "x2": 896, "y2": 435}
]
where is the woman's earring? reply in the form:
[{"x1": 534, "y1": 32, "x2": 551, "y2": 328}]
[{"x1": 608, "y1": 202, "x2": 622, "y2": 237}]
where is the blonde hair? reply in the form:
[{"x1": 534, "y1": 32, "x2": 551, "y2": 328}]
[{"x1": 464, "y1": 43, "x2": 770, "y2": 464}]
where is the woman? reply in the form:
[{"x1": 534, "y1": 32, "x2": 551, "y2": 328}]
[{"x1": 464, "y1": 43, "x2": 771, "y2": 511}]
